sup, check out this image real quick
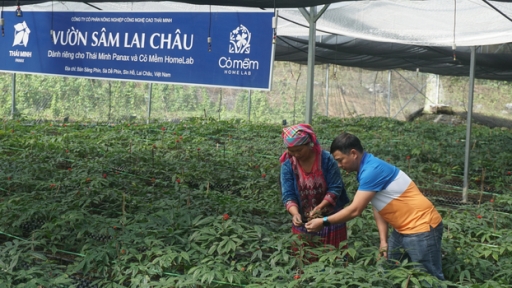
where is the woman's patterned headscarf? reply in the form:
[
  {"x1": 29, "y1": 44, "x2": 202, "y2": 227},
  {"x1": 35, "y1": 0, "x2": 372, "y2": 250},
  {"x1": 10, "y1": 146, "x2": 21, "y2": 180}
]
[{"x1": 279, "y1": 123, "x2": 321, "y2": 163}]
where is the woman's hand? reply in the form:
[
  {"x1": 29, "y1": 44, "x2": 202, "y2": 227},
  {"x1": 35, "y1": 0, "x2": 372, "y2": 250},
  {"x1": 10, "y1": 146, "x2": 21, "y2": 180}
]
[
  {"x1": 305, "y1": 218, "x2": 323, "y2": 232},
  {"x1": 292, "y1": 214, "x2": 303, "y2": 226},
  {"x1": 310, "y1": 206, "x2": 323, "y2": 216}
]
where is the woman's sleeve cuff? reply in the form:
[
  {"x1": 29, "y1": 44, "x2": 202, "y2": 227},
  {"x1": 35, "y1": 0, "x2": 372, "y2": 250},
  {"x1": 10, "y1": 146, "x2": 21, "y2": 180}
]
[
  {"x1": 324, "y1": 192, "x2": 337, "y2": 206},
  {"x1": 285, "y1": 201, "x2": 298, "y2": 211}
]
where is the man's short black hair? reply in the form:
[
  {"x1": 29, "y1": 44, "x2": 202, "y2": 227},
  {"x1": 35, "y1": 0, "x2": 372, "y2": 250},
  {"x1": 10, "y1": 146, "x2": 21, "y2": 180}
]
[{"x1": 330, "y1": 132, "x2": 364, "y2": 155}]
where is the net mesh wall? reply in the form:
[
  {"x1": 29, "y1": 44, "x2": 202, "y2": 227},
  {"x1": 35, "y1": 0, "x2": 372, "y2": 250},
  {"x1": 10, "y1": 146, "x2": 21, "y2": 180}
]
[
  {"x1": 3, "y1": 63, "x2": 512, "y2": 125},
  {"x1": 2, "y1": 62, "x2": 512, "y2": 126}
]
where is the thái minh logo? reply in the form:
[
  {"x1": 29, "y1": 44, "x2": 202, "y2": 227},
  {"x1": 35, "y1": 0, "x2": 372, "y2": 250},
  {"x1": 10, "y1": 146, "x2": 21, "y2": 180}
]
[
  {"x1": 13, "y1": 21, "x2": 31, "y2": 47},
  {"x1": 9, "y1": 21, "x2": 32, "y2": 62},
  {"x1": 229, "y1": 25, "x2": 250, "y2": 54}
]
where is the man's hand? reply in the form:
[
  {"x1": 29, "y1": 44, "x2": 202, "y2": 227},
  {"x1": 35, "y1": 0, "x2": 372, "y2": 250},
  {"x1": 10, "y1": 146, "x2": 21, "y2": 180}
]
[
  {"x1": 292, "y1": 214, "x2": 303, "y2": 226},
  {"x1": 305, "y1": 218, "x2": 323, "y2": 232},
  {"x1": 378, "y1": 243, "x2": 388, "y2": 260}
]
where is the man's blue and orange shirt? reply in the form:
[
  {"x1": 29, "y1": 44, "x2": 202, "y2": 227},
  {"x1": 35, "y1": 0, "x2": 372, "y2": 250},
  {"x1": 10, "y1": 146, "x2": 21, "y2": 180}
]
[{"x1": 358, "y1": 152, "x2": 442, "y2": 234}]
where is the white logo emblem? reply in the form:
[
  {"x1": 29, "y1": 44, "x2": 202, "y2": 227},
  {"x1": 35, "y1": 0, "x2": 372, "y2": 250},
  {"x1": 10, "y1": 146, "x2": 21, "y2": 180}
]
[
  {"x1": 229, "y1": 25, "x2": 251, "y2": 54},
  {"x1": 13, "y1": 21, "x2": 31, "y2": 47}
]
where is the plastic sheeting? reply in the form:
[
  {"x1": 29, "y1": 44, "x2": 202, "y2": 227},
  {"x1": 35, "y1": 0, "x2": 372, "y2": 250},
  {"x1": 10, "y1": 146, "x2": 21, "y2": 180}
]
[
  {"x1": 4, "y1": 1, "x2": 512, "y2": 80},
  {"x1": 280, "y1": 0, "x2": 512, "y2": 46}
]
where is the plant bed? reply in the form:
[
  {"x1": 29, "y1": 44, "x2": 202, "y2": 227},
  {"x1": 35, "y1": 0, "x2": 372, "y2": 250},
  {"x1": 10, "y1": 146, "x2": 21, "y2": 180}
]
[{"x1": 1, "y1": 117, "x2": 512, "y2": 287}]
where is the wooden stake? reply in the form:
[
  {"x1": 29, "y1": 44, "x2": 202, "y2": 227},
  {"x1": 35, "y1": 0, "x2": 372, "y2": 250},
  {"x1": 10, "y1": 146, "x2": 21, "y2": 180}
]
[
  {"x1": 478, "y1": 168, "x2": 485, "y2": 208},
  {"x1": 494, "y1": 211, "x2": 497, "y2": 233}
]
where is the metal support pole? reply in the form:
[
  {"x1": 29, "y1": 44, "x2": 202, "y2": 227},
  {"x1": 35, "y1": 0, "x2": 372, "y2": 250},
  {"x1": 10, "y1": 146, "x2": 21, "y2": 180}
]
[
  {"x1": 304, "y1": 6, "x2": 316, "y2": 124},
  {"x1": 108, "y1": 82, "x2": 112, "y2": 123},
  {"x1": 247, "y1": 90, "x2": 252, "y2": 122},
  {"x1": 11, "y1": 73, "x2": 16, "y2": 119},
  {"x1": 387, "y1": 70, "x2": 391, "y2": 118},
  {"x1": 147, "y1": 83, "x2": 152, "y2": 124},
  {"x1": 435, "y1": 74, "x2": 440, "y2": 105},
  {"x1": 325, "y1": 64, "x2": 329, "y2": 116},
  {"x1": 299, "y1": 5, "x2": 329, "y2": 124},
  {"x1": 218, "y1": 89, "x2": 222, "y2": 121},
  {"x1": 462, "y1": 46, "x2": 476, "y2": 203}
]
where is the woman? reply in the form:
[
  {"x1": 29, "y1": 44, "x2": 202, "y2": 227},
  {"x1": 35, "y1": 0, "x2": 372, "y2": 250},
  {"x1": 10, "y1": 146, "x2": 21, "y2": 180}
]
[{"x1": 280, "y1": 124, "x2": 350, "y2": 250}]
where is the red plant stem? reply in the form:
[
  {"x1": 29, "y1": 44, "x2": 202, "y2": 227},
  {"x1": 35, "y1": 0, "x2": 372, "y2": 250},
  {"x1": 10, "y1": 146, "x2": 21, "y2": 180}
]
[
  {"x1": 404, "y1": 275, "x2": 411, "y2": 288},
  {"x1": 122, "y1": 192, "x2": 126, "y2": 225},
  {"x1": 481, "y1": 168, "x2": 485, "y2": 192}
]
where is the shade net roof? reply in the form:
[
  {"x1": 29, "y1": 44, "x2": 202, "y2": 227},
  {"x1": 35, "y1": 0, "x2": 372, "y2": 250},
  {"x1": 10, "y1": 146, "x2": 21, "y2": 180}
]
[
  {"x1": 2, "y1": 0, "x2": 346, "y2": 8},
  {"x1": 276, "y1": 35, "x2": 512, "y2": 81},
  {"x1": 3, "y1": 0, "x2": 512, "y2": 80}
]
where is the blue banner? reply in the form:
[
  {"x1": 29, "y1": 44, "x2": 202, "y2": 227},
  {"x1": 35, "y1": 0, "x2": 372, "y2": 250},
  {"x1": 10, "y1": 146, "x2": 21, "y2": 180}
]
[{"x1": 0, "y1": 11, "x2": 275, "y2": 90}]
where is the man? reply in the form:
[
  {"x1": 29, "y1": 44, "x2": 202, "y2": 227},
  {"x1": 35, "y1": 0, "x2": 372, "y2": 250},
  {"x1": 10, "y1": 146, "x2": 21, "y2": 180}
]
[{"x1": 305, "y1": 132, "x2": 444, "y2": 280}]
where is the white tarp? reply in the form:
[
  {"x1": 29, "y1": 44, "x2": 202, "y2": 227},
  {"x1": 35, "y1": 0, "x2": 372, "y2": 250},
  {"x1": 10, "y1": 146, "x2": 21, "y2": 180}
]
[
  {"x1": 7, "y1": 0, "x2": 512, "y2": 46},
  {"x1": 291, "y1": 0, "x2": 512, "y2": 47}
]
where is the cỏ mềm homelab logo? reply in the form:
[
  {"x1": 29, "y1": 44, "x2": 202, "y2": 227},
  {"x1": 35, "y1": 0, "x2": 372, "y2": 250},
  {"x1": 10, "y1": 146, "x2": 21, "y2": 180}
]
[
  {"x1": 13, "y1": 21, "x2": 31, "y2": 47},
  {"x1": 219, "y1": 24, "x2": 258, "y2": 76},
  {"x1": 229, "y1": 24, "x2": 250, "y2": 54}
]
